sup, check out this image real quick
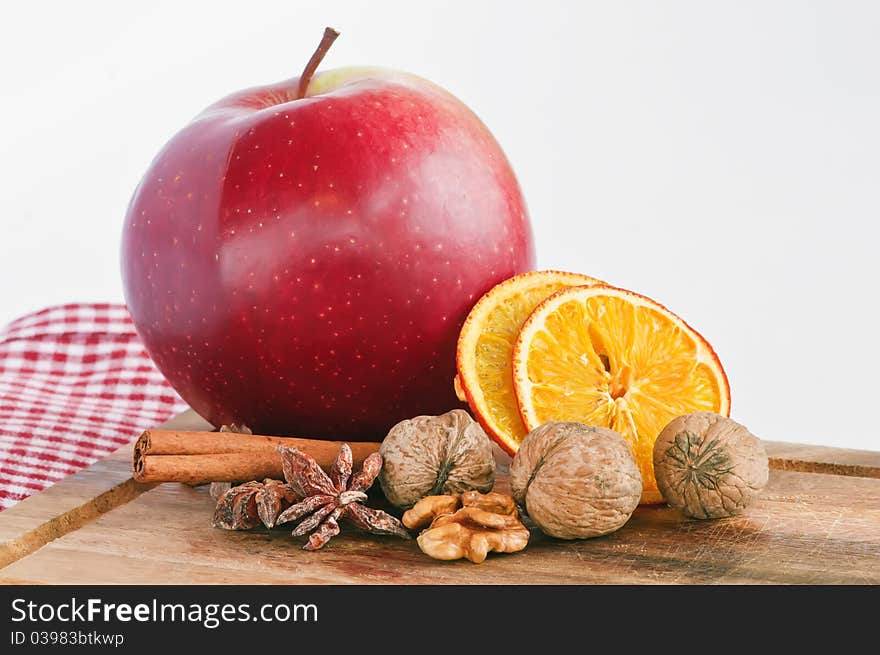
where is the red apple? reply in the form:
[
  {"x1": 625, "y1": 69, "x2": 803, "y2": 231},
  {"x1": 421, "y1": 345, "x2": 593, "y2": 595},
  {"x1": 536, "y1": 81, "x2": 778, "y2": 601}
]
[{"x1": 121, "y1": 29, "x2": 534, "y2": 439}]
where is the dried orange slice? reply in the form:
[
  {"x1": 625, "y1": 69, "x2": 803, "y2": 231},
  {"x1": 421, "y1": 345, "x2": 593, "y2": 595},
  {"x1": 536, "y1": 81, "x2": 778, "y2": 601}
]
[
  {"x1": 512, "y1": 285, "x2": 730, "y2": 504},
  {"x1": 455, "y1": 271, "x2": 602, "y2": 454}
]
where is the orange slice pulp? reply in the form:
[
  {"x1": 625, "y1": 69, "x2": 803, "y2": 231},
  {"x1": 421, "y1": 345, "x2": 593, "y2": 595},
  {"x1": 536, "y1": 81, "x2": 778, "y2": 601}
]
[{"x1": 511, "y1": 285, "x2": 730, "y2": 504}]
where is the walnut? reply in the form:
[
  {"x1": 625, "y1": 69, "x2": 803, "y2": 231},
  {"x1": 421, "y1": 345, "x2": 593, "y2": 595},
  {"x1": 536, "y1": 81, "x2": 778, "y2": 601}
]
[
  {"x1": 653, "y1": 412, "x2": 768, "y2": 519},
  {"x1": 378, "y1": 409, "x2": 496, "y2": 509},
  {"x1": 403, "y1": 491, "x2": 529, "y2": 563},
  {"x1": 509, "y1": 422, "x2": 642, "y2": 539}
]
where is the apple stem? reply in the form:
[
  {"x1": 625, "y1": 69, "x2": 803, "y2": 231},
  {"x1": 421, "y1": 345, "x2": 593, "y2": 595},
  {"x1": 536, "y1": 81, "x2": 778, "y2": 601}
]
[{"x1": 296, "y1": 27, "x2": 340, "y2": 99}]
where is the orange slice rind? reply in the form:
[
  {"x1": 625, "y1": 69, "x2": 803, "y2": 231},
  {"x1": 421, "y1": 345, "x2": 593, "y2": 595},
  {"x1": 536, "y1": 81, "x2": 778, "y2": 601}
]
[{"x1": 455, "y1": 270, "x2": 603, "y2": 454}]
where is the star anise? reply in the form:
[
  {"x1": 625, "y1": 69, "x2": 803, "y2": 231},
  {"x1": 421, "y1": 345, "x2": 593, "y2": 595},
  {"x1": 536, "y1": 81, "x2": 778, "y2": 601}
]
[
  {"x1": 219, "y1": 423, "x2": 253, "y2": 435},
  {"x1": 213, "y1": 478, "x2": 298, "y2": 530},
  {"x1": 276, "y1": 444, "x2": 411, "y2": 550}
]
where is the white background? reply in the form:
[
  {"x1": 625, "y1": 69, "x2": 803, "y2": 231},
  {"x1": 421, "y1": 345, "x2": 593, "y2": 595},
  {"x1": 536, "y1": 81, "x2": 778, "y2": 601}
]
[{"x1": 1, "y1": 1, "x2": 877, "y2": 450}]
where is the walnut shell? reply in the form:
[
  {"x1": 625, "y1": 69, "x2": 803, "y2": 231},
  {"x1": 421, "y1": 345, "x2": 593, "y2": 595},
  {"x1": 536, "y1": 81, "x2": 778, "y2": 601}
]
[
  {"x1": 509, "y1": 422, "x2": 642, "y2": 539},
  {"x1": 653, "y1": 412, "x2": 768, "y2": 519},
  {"x1": 378, "y1": 409, "x2": 496, "y2": 509}
]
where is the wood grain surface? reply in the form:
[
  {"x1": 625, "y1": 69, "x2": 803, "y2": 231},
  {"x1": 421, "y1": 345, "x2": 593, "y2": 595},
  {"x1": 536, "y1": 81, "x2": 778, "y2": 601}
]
[
  {"x1": 1, "y1": 411, "x2": 878, "y2": 584},
  {"x1": 0, "y1": 411, "x2": 201, "y2": 569}
]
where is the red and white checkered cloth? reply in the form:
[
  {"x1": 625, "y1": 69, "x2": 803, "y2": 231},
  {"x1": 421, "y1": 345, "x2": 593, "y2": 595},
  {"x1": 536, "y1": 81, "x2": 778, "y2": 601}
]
[{"x1": 0, "y1": 304, "x2": 187, "y2": 510}]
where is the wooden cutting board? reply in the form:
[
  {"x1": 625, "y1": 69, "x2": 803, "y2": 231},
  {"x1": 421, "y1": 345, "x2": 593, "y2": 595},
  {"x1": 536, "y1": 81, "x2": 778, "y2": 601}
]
[{"x1": 1, "y1": 410, "x2": 878, "y2": 584}]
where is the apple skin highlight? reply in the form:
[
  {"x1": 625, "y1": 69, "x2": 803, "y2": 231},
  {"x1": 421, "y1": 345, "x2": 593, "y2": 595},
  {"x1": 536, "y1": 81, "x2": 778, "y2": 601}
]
[{"x1": 121, "y1": 66, "x2": 534, "y2": 439}]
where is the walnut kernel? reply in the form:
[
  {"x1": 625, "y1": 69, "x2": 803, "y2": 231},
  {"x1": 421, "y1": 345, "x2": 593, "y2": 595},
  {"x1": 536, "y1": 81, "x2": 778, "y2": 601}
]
[
  {"x1": 404, "y1": 491, "x2": 529, "y2": 563},
  {"x1": 402, "y1": 495, "x2": 461, "y2": 530}
]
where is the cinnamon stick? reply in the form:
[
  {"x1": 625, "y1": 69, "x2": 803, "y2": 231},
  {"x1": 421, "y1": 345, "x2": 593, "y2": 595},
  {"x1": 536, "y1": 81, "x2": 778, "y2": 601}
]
[{"x1": 133, "y1": 429, "x2": 379, "y2": 485}]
